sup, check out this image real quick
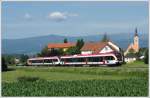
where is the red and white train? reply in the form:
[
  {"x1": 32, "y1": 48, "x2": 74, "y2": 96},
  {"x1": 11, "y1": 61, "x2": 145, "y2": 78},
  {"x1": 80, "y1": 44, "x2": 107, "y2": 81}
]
[{"x1": 27, "y1": 52, "x2": 123, "y2": 66}]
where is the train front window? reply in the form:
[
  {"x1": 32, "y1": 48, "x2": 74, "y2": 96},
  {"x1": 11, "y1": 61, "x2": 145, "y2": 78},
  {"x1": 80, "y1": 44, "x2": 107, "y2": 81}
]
[
  {"x1": 105, "y1": 56, "x2": 114, "y2": 60},
  {"x1": 116, "y1": 54, "x2": 122, "y2": 61}
]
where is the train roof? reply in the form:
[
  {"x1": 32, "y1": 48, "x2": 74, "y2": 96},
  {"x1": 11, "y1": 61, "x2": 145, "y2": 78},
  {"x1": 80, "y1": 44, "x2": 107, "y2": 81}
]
[
  {"x1": 61, "y1": 52, "x2": 117, "y2": 58},
  {"x1": 28, "y1": 52, "x2": 120, "y2": 60},
  {"x1": 28, "y1": 56, "x2": 59, "y2": 60}
]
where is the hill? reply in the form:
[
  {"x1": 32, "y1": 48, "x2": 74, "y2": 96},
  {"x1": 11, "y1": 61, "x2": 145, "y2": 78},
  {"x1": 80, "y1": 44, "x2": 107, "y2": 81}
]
[{"x1": 2, "y1": 33, "x2": 148, "y2": 54}]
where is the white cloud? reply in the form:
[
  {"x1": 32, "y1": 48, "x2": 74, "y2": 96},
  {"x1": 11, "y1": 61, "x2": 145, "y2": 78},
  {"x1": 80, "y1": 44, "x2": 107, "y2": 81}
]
[
  {"x1": 64, "y1": 12, "x2": 79, "y2": 17},
  {"x1": 24, "y1": 13, "x2": 32, "y2": 20},
  {"x1": 48, "y1": 12, "x2": 66, "y2": 22},
  {"x1": 48, "y1": 11, "x2": 78, "y2": 22}
]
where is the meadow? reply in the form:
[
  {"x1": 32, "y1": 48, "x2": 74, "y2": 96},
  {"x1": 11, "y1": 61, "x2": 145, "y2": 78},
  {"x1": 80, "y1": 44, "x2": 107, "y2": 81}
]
[{"x1": 2, "y1": 61, "x2": 148, "y2": 96}]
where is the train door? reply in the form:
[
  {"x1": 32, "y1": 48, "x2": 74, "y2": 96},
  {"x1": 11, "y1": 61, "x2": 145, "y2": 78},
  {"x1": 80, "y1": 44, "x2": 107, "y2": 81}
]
[{"x1": 102, "y1": 57, "x2": 105, "y2": 65}]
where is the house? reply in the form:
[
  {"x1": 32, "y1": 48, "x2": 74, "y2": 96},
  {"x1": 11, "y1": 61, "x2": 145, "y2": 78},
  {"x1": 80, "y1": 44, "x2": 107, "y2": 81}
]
[
  {"x1": 81, "y1": 41, "x2": 121, "y2": 55},
  {"x1": 47, "y1": 43, "x2": 76, "y2": 52},
  {"x1": 14, "y1": 58, "x2": 20, "y2": 64},
  {"x1": 124, "y1": 28, "x2": 139, "y2": 55},
  {"x1": 124, "y1": 54, "x2": 138, "y2": 63}
]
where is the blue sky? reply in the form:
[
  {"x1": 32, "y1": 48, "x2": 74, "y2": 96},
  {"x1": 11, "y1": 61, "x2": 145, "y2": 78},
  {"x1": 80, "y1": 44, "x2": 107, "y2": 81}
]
[{"x1": 2, "y1": 1, "x2": 148, "y2": 39}]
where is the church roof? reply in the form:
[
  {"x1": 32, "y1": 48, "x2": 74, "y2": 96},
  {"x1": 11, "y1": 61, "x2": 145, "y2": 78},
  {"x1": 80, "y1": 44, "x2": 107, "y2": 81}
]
[{"x1": 134, "y1": 28, "x2": 138, "y2": 36}]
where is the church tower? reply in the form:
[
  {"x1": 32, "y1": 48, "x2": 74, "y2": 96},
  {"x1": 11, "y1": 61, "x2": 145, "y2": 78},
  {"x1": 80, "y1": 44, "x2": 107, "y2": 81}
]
[{"x1": 133, "y1": 28, "x2": 139, "y2": 52}]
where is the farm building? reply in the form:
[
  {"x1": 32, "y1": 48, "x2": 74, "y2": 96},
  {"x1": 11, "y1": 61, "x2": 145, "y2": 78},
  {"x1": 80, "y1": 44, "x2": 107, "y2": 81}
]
[
  {"x1": 47, "y1": 43, "x2": 76, "y2": 52},
  {"x1": 81, "y1": 41, "x2": 121, "y2": 55}
]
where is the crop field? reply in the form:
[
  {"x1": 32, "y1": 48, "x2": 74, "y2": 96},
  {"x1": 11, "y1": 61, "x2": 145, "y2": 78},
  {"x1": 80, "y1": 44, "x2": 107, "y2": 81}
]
[
  {"x1": 2, "y1": 61, "x2": 148, "y2": 96},
  {"x1": 2, "y1": 79, "x2": 148, "y2": 96}
]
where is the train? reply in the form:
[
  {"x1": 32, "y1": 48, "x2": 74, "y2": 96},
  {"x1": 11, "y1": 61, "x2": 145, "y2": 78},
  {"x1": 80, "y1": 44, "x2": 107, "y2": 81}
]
[{"x1": 27, "y1": 52, "x2": 123, "y2": 66}]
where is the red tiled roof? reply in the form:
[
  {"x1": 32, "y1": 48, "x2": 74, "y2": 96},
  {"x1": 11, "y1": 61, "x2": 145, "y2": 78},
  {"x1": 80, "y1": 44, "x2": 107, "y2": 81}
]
[
  {"x1": 48, "y1": 43, "x2": 76, "y2": 49},
  {"x1": 81, "y1": 41, "x2": 117, "y2": 53}
]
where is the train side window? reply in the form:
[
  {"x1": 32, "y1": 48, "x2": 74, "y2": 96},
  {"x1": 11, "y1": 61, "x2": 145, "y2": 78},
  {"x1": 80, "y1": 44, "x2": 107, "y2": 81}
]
[
  {"x1": 61, "y1": 59, "x2": 65, "y2": 62},
  {"x1": 93, "y1": 57, "x2": 100, "y2": 62},
  {"x1": 87, "y1": 57, "x2": 93, "y2": 62},
  {"x1": 32, "y1": 60, "x2": 43, "y2": 63},
  {"x1": 66, "y1": 58, "x2": 73, "y2": 62},
  {"x1": 75, "y1": 58, "x2": 85, "y2": 62},
  {"x1": 44, "y1": 59, "x2": 52, "y2": 63},
  {"x1": 88, "y1": 57, "x2": 102, "y2": 62},
  {"x1": 53, "y1": 59, "x2": 58, "y2": 62},
  {"x1": 99, "y1": 57, "x2": 103, "y2": 62}
]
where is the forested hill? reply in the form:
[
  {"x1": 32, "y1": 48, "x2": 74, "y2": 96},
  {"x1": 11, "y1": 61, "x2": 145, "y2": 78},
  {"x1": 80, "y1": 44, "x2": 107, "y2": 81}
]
[{"x1": 2, "y1": 33, "x2": 148, "y2": 54}]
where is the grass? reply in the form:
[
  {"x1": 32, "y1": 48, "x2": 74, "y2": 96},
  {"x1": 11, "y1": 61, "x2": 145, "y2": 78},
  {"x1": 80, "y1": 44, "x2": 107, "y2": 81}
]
[
  {"x1": 122, "y1": 60, "x2": 148, "y2": 68},
  {"x1": 2, "y1": 65, "x2": 148, "y2": 82},
  {"x1": 2, "y1": 61, "x2": 148, "y2": 96},
  {"x1": 2, "y1": 67, "x2": 134, "y2": 82}
]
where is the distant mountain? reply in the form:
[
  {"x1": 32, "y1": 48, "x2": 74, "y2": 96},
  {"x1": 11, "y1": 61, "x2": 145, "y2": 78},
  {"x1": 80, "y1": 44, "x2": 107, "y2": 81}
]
[{"x1": 2, "y1": 33, "x2": 148, "y2": 54}]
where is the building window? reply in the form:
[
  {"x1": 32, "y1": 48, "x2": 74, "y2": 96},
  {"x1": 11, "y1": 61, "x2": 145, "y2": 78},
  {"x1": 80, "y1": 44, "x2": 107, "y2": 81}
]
[{"x1": 105, "y1": 46, "x2": 108, "y2": 50}]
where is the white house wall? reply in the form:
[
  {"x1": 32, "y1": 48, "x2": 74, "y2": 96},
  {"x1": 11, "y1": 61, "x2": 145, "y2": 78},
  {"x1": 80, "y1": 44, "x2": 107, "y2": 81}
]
[
  {"x1": 99, "y1": 46, "x2": 113, "y2": 53},
  {"x1": 81, "y1": 51, "x2": 93, "y2": 55},
  {"x1": 108, "y1": 41, "x2": 120, "y2": 51}
]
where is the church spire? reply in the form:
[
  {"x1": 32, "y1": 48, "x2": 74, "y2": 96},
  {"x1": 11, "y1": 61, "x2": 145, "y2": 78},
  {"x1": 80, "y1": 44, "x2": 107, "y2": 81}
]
[{"x1": 134, "y1": 28, "x2": 138, "y2": 36}]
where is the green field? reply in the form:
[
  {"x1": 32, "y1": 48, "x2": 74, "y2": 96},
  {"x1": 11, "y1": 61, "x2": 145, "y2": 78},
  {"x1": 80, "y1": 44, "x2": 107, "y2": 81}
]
[{"x1": 2, "y1": 61, "x2": 148, "y2": 96}]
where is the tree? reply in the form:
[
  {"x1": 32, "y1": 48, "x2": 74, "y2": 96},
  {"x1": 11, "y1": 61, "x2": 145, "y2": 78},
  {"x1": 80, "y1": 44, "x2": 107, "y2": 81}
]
[
  {"x1": 38, "y1": 46, "x2": 64, "y2": 57},
  {"x1": 138, "y1": 48, "x2": 147, "y2": 56},
  {"x1": 41, "y1": 46, "x2": 51, "y2": 56},
  {"x1": 66, "y1": 46, "x2": 80, "y2": 55},
  {"x1": 144, "y1": 49, "x2": 148, "y2": 64},
  {"x1": 37, "y1": 46, "x2": 50, "y2": 57},
  {"x1": 2, "y1": 57, "x2": 7, "y2": 71},
  {"x1": 128, "y1": 48, "x2": 135, "y2": 54},
  {"x1": 20, "y1": 54, "x2": 29, "y2": 63},
  {"x1": 76, "y1": 39, "x2": 84, "y2": 50},
  {"x1": 4, "y1": 55, "x2": 15, "y2": 65},
  {"x1": 101, "y1": 33, "x2": 109, "y2": 42},
  {"x1": 50, "y1": 48, "x2": 62, "y2": 56},
  {"x1": 66, "y1": 39, "x2": 84, "y2": 55},
  {"x1": 64, "y1": 38, "x2": 68, "y2": 43},
  {"x1": 37, "y1": 53, "x2": 42, "y2": 57}
]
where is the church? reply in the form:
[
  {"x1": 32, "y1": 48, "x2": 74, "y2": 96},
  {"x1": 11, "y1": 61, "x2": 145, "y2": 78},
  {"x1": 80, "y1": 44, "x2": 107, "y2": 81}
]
[{"x1": 124, "y1": 28, "x2": 140, "y2": 56}]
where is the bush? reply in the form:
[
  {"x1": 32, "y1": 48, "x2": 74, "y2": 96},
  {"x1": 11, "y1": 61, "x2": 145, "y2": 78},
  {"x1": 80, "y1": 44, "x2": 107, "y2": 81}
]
[
  {"x1": 2, "y1": 57, "x2": 7, "y2": 71},
  {"x1": 144, "y1": 49, "x2": 148, "y2": 64},
  {"x1": 17, "y1": 76, "x2": 40, "y2": 82}
]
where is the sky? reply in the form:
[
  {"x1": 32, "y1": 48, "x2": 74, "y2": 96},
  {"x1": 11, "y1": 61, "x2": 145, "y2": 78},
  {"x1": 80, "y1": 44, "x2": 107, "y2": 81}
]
[{"x1": 2, "y1": 1, "x2": 149, "y2": 39}]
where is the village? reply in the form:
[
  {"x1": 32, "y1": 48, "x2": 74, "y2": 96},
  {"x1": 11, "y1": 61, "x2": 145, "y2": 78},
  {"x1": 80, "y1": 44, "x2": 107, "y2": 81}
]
[{"x1": 6, "y1": 28, "x2": 148, "y2": 67}]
